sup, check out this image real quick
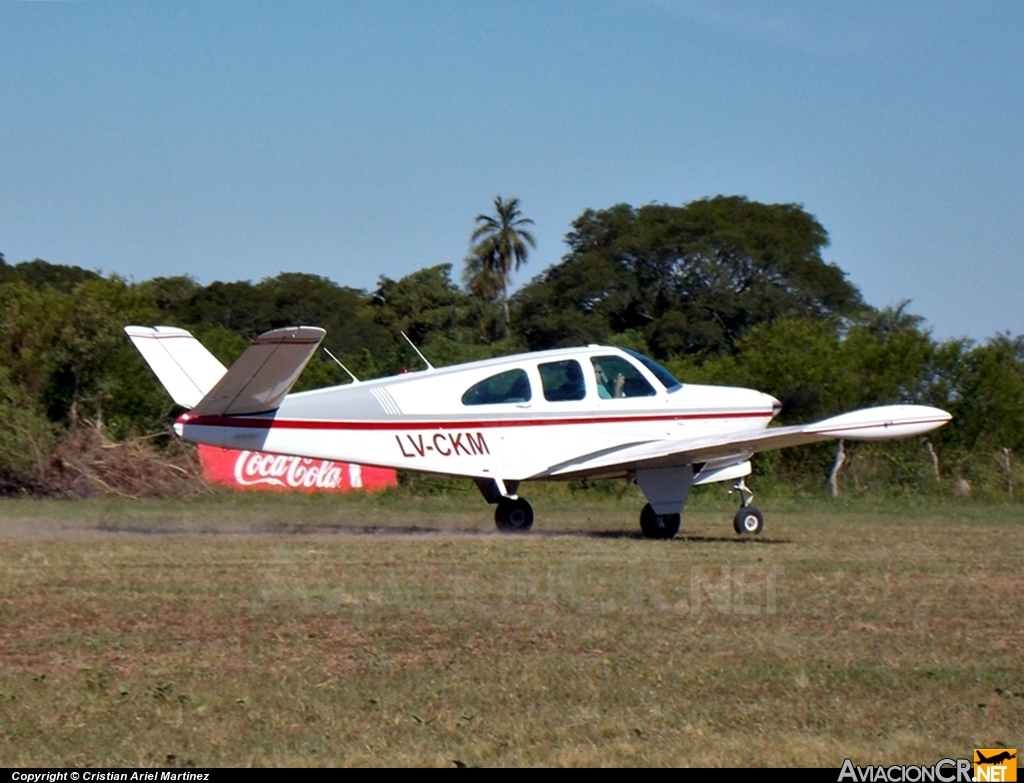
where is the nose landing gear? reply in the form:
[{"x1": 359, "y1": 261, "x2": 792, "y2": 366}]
[
  {"x1": 730, "y1": 478, "x2": 764, "y2": 535},
  {"x1": 733, "y1": 506, "x2": 764, "y2": 535}
]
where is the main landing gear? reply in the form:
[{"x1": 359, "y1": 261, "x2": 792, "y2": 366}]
[
  {"x1": 731, "y1": 478, "x2": 764, "y2": 535},
  {"x1": 479, "y1": 476, "x2": 765, "y2": 538},
  {"x1": 639, "y1": 503, "x2": 680, "y2": 540},
  {"x1": 635, "y1": 476, "x2": 767, "y2": 539},
  {"x1": 495, "y1": 496, "x2": 534, "y2": 533},
  {"x1": 476, "y1": 479, "x2": 534, "y2": 533}
]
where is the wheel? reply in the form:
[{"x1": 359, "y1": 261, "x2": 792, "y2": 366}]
[
  {"x1": 733, "y1": 506, "x2": 764, "y2": 535},
  {"x1": 639, "y1": 503, "x2": 681, "y2": 540},
  {"x1": 495, "y1": 497, "x2": 534, "y2": 533}
]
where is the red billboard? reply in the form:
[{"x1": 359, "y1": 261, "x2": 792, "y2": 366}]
[{"x1": 197, "y1": 445, "x2": 397, "y2": 493}]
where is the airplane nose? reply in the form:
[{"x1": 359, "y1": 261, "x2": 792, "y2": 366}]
[{"x1": 768, "y1": 395, "x2": 782, "y2": 416}]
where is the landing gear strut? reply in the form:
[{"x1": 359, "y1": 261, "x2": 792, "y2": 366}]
[
  {"x1": 730, "y1": 478, "x2": 764, "y2": 535},
  {"x1": 635, "y1": 466, "x2": 691, "y2": 540},
  {"x1": 495, "y1": 496, "x2": 534, "y2": 533},
  {"x1": 639, "y1": 503, "x2": 681, "y2": 540}
]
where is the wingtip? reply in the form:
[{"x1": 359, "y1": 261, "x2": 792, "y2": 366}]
[{"x1": 923, "y1": 405, "x2": 953, "y2": 425}]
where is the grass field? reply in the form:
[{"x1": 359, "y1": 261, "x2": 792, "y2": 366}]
[{"x1": 1, "y1": 488, "x2": 1021, "y2": 767}]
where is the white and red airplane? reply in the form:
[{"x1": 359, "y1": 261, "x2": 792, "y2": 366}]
[{"x1": 126, "y1": 324, "x2": 951, "y2": 538}]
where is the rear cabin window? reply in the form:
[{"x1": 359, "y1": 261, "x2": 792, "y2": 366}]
[
  {"x1": 461, "y1": 369, "x2": 532, "y2": 406},
  {"x1": 538, "y1": 359, "x2": 586, "y2": 402},
  {"x1": 591, "y1": 356, "x2": 656, "y2": 399}
]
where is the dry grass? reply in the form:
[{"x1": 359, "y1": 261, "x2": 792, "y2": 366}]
[
  {"x1": 46, "y1": 428, "x2": 206, "y2": 500},
  {"x1": 0, "y1": 491, "x2": 1021, "y2": 767}
]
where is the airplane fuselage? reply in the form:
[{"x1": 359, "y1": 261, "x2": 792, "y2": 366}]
[{"x1": 175, "y1": 345, "x2": 777, "y2": 483}]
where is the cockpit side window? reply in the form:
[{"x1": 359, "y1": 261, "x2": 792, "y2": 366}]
[
  {"x1": 461, "y1": 368, "x2": 532, "y2": 406},
  {"x1": 538, "y1": 359, "x2": 586, "y2": 402},
  {"x1": 622, "y1": 348, "x2": 682, "y2": 390},
  {"x1": 591, "y1": 356, "x2": 656, "y2": 398}
]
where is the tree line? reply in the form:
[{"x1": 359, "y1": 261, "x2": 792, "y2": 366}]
[{"x1": 1, "y1": 195, "x2": 1021, "y2": 497}]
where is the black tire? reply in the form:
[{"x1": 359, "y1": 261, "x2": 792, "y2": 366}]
[
  {"x1": 639, "y1": 503, "x2": 681, "y2": 540},
  {"x1": 495, "y1": 497, "x2": 534, "y2": 533},
  {"x1": 733, "y1": 506, "x2": 764, "y2": 535}
]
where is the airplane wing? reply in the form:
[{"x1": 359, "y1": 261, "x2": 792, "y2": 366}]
[
  {"x1": 190, "y1": 326, "x2": 326, "y2": 416},
  {"x1": 540, "y1": 404, "x2": 952, "y2": 479}
]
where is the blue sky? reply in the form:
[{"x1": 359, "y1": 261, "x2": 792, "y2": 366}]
[{"x1": 1, "y1": 1, "x2": 1021, "y2": 341}]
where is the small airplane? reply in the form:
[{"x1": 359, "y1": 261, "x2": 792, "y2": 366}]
[
  {"x1": 125, "y1": 324, "x2": 952, "y2": 538},
  {"x1": 976, "y1": 751, "x2": 1017, "y2": 765}
]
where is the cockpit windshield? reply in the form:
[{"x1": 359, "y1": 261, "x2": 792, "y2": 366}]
[{"x1": 622, "y1": 348, "x2": 682, "y2": 390}]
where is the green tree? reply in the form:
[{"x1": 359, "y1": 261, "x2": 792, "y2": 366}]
[
  {"x1": 372, "y1": 264, "x2": 472, "y2": 345},
  {"x1": 844, "y1": 303, "x2": 936, "y2": 408},
  {"x1": 468, "y1": 196, "x2": 536, "y2": 328},
  {"x1": 0, "y1": 363, "x2": 57, "y2": 492},
  {"x1": 937, "y1": 333, "x2": 1024, "y2": 454},
  {"x1": 515, "y1": 196, "x2": 865, "y2": 358},
  {"x1": 461, "y1": 249, "x2": 504, "y2": 303},
  {"x1": 147, "y1": 272, "x2": 393, "y2": 382},
  {"x1": 370, "y1": 264, "x2": 507, "y2": 372},
  {"x1": 0, "y1": 273, "x2": 167, "y2": 452},
  {"x1": 0, "y1": 256, "x2": 100, "y2": 291}
]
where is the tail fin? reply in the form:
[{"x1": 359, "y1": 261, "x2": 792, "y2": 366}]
[
  {"x1": 190, "y1": 326, "x2": 325, "y2": 416},
  {"x1": 125, "y1": 326, "x2": 228, "y2": 408}
]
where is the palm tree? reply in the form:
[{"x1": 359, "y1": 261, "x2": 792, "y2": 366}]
[
  {"x1": 461, "y1": 248, "x2": 503, "y2": 303},
  {"x1": 468, "y1": 196, "x2": 536, "y2": 327}
]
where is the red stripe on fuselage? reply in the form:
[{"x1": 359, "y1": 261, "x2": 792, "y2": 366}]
[{"x1": 177, "y1": 411, "x2": 773, "y2": 431}]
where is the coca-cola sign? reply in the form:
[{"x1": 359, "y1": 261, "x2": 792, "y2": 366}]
[{"x1": 197, "y1": 445, "x2": 396, "y2": 493}]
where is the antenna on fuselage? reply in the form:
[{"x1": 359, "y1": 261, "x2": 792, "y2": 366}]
[
  {"x1": 400, "y1": 331, "x2": 435, "y2": 372},
  {"x1": 322, "y1": 347, "x2": 360, "y2": 384}
]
